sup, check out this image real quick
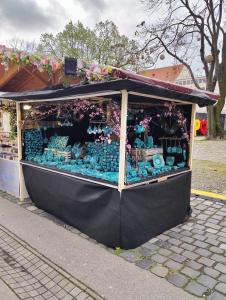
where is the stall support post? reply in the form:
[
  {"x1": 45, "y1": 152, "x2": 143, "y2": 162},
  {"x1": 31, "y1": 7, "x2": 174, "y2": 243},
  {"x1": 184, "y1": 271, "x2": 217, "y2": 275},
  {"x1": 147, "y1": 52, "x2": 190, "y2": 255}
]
[
  {"x1": 16, "y1": 102, "x2": 26, "y2": 201},
  {"x1": 189, "y1": 104, "x2": 196, "y2": 168},
  {"x1": 118, "y1": 90, "x2": 128, "y2": 192}
]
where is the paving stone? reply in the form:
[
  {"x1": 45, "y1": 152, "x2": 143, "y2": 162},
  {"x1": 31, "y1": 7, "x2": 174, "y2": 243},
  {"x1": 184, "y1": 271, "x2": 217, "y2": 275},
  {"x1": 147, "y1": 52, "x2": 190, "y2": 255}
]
[
  {"x1": 151, "y1": 253, "x2": 168, "y2": 264},
  {"x1": 219, "y1": 274, "x2": 226, "y2": 283},
  {"x1": 183, "y1": 250, "x2": 199, "y2": 260},
  {"x1": 70, "y1": 287, "x2": 82, "y2": 297},
  {"x1": 194, "y1": 224, "x2": 205, "y2": 230},
  {"x1": 218, "y1": 237, "x2": 226, "y2": 243},
  {"x1": 211, "y1": 254, "x2": 226, "y2": 264},
  {"x1": 135, "y1": 259, "x2": 155, "y2": 270},
  {"x1": 142, "y1": 242, "x2": 159, "y2": 252},
  {"x1": 208, "y1": 218, "x2": 220, "y2": 225},
  {"x1": 171, "y1": 227, "x2": 182, "y2": 233},
  {"x1": 185, "y1": 281, "x2": 209, "y2": 297},
  {"x1": 169, "y1": 246, "x2": 183, "y2": 254},
  {"x1": 76, "y1": 292, "x2": 89, "y2": 300},
  {"x1": 215, "y1": 263, "x2": 226, "y2": 274},
  {"x1": 167, "y1": 231, "x2": 181, "y2": 239},
  {"x1": 164, "y1": 259, "x2": 183, "y2": 271},
  {"x1": 198, "y1": 257, "x2": 215, "y2": 267},
  {"x1": 209, "y1": 246, "x2": 224, "y2": 254},
  {"x1": 193, "y1": 234, "x2": 206, "y2": 241},
  {"x1": 203, "y1": 201, "x2": 213, "y2": 206},
  {"x1": 206, "y1": 223, "x2": 222, "y2": 230},
  {"x1": 196, "y1": 205, "x2": 207, "y2": 211},
  {"x1": 56, "y1": 289, "x2": 68, "y2": 299},
  {"x1": 195, "y1": 248, "x2": 211, "y2": 257},
  {"x1": 194, "y1": 240, "x2": 209, "y2": 248},
  {"x1": 180, "y1": 236, "x2": 194, "y2": 244},
  {"x1": 151, "y1": 265, "x2": 168, "y2": 277},
  {"x1": 206, "y1": 238, "x2": 220, "y2": 246},
  {"x1": 157, "y1": 234, "x2": 169, "y2": 241},
  {"x1": 154, "y1": 240, "x2": 171, "y2": 249},
  {"x1": 180, "y1": 243, "x2": 196, "y2": 251},
  {"x1": 180, "y1": 230, "x2": 192, "y2": 237},
  {"x1": 215, "y1": 283, "x2": 226, "y2": 295},
  {"x1": 212, "y1": 214, "x2": 224, "y2": 221},
  {"x1": 158, "y1": 248, "x2": 172, "y2": 257},
  {"x1": 218, "y1": 232, "x2": 226, "y2": 238},
  {"x1": 207, "y1": 228, "x2": 218, "y2": 234},
  {"x1": 197, "y1": 275, "x2": 217, "y2": 289},
  {"x1": 138, "y1": 247, "x2": 155, "y2": 257},
  {"x1": 198, "y1": 214, "x2": 209, "y2": 220},
  {"x1": 168, "y1": 238, "x2": 181, "y2": 246},
  {"x1": 149, "y1": 237, "x2": 159, "y2": 243},
  {"x1": 219, "y1": 244, "x2": 226, "y2": 251},
  {"x1": 171, "y1": 254, "x2": 187, "y2": 263},
  {"x1": 208, "y1": 291, "x2": 226, "y2": 300},
  {"x1": 167, "y1": 273, "x2": 189, "y2": 287},
  {"x1": 204, "y1": 267, "x2": 220, "y2": 279},
  {"x1": 119, "y1": 251, "x2": 138, "y2": 262},
  {"x1": 181, "y1": 267, "x2": 200, "y2": 279},
  {"x1": 192, "y1": 228, "x2": 204, "y2": 235},
  {"x1": 64, "y1": 282, "x2": 75, "y2": 293}
]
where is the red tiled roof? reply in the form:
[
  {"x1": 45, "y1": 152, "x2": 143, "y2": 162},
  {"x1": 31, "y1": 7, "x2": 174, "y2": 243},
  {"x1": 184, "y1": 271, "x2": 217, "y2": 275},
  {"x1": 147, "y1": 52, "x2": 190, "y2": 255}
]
[{"x1": 139, "y1": 64, "x2": 184, "y2": 82}]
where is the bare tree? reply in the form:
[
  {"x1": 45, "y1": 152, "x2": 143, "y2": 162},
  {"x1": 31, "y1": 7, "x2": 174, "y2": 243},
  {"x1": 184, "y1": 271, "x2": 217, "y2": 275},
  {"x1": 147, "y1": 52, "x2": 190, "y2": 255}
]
[
  {"x1": 137, "y1": 0, "x2": 226, "y2": 138},
  {"x1": 6, "y1": 38, "x2": 37, "y2": 53}
]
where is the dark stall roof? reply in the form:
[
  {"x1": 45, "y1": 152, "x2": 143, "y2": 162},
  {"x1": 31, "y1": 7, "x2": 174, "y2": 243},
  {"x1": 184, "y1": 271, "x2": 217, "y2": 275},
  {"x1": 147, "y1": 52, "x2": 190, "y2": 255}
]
[{"x1": 0, "y1": 77, "x2": 218, "y2": 107}]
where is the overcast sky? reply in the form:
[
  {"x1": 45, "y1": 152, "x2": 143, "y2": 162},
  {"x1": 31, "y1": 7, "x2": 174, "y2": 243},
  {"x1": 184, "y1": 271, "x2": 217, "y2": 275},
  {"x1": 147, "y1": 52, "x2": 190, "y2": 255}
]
[{"x1": 0, "y1": 0, "x2": 148, "y2": 44}]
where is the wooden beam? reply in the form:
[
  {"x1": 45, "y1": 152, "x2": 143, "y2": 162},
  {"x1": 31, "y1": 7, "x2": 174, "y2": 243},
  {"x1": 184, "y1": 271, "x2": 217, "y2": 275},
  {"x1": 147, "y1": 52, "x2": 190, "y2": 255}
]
[
  {"x1": 118, "y1": 90, "x2": 128, "y2": 192},
  {"x1": 189, "y1": 104, "x2": 196, "y2": 168},
  {"x1": 16, "y1": 102, "x2": 27, "y2": 201}
]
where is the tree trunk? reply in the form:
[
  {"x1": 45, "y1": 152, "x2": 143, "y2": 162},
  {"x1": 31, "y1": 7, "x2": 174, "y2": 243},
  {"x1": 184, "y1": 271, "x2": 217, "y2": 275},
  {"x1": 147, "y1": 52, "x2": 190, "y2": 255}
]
[
  {"x1": 207, "y1": 98, "x2": 225, "y2": 139},
  {"x1": 207, "y1": 33, "x2": 226, "y2": 139}
]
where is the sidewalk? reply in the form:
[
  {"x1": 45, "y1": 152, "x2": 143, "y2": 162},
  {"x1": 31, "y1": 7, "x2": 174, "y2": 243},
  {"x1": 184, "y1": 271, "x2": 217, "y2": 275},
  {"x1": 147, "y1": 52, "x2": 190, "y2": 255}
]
[
  {"x1": 0, "y1": 196, "x2": 197, "y2": 300},
  {"x1": 0, "y1": 278, "x2": 19, "y2": 300}
]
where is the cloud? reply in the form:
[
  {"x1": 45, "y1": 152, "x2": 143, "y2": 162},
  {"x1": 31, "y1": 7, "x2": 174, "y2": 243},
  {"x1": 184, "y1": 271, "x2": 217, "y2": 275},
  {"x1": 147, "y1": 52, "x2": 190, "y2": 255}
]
[
  {"x1": 78, "y1": 0, "x2": 107, "y2": 14},
  {"x1": 0, "y1": 0, "x2": 66, "y2": 32}
]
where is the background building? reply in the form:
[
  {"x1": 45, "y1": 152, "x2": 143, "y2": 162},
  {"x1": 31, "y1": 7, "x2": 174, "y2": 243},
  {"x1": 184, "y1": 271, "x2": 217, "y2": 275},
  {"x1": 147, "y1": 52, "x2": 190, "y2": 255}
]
[{"x1": 140, "y1": 65, "x2": 226, "y2": 130}]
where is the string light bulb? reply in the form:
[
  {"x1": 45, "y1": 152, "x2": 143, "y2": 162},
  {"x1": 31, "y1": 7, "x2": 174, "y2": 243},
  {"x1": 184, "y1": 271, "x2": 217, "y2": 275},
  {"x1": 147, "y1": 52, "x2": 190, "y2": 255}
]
[{"x1": 23, "y1": 104, "x2": 32, "y2": 110}]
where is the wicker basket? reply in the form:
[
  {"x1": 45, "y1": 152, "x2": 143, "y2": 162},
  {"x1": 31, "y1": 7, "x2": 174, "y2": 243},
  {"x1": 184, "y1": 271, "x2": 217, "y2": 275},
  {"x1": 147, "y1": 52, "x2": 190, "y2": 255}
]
[
  {"x1": 142, "y1": 148, "x2": 163, "y2": 161},
  {"x1": 44, "y1": 148, "x2": 71, "y2": 160}
]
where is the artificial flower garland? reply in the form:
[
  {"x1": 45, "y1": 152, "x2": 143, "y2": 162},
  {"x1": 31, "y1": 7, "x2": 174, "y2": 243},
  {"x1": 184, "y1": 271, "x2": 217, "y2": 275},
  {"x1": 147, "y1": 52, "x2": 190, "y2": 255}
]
[{"x1": 0, "y1": 45, "x2": 62, "y2": 76}]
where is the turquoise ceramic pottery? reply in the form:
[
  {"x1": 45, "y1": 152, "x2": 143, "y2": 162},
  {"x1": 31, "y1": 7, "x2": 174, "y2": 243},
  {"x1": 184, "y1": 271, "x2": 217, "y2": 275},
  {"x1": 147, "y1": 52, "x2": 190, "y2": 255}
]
[
  {"x1": 183, "y1": 149, "x2": 187, "y2": 161},
  {"x1": 166, "y1": 156, "x2": 175, "y2": 166},
  {"x1": 172, "y1": 146, "x2": 177, "y2": 153},
  {"x1": 167, "y1": 147, "x2": 172, "y2": 153},
  {"x1": 177, "y1": 162, "x2": 185, "y2": 168},
  {"x1": 153, "y1": 154, "x2": 165, "y2": 169},
  {"x1": 145, "y1": 136, "x2": 153, "y2": 148}
]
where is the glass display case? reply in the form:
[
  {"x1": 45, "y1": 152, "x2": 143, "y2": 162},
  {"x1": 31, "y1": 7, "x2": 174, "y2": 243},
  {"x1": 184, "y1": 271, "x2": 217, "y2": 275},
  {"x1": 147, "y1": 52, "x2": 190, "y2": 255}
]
[
  {"x1": 124, "y1": 101, "x2": 191, "y2": 186},
  {"x1": 21, "y1": 97, "x2": 192, "y2": 189},
  {"x1": 21, "y1": 97, "x2": 121, "y2": 186}
]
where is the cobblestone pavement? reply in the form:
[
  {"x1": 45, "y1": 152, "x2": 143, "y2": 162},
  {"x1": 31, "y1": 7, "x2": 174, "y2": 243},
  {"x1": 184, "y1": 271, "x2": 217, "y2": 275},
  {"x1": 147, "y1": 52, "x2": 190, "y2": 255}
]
[
  {"x1": 1, "y1": 190, "x2": 226, "y2": 299},
  {"x1": 193, "y1": 140, "x2": 226, "y2": 164},
  {"x1": 0, "y1": 224, "x2": 103, "y2": 300}
]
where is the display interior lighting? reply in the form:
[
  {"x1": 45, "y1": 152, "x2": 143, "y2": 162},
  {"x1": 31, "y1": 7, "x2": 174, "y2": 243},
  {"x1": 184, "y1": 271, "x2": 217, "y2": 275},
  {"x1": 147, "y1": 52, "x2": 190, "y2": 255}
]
[{"x1": 23, "y1": 104, "x2": 32, "y2": 110}]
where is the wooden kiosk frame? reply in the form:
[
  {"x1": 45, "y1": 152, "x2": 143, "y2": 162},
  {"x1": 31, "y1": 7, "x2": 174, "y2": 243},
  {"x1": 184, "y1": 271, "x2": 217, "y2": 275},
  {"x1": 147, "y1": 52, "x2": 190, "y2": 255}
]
[{"x1": 1, "y1": 75, "x2": 217, "y2": 249}]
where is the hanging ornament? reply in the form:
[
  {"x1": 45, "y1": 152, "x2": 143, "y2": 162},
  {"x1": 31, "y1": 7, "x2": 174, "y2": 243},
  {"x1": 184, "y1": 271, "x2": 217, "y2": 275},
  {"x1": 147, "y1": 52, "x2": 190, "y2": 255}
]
[
  {"x1": 160, "y1": 54, "x2": 165, "y2": 60},
  {"x1": 205, "y1": 54, "x2": 213, "y2": 64}
]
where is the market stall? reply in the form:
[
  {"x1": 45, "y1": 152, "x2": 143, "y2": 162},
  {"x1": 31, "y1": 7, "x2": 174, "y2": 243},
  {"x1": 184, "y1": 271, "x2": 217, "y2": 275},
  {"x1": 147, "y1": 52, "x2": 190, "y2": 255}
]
[
  {"x1": 0, "y1": 100, "x2": 20, "y2": 196},
  {"x1": 1, "y1": 69, "x2": 218, "y2": 249}
]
